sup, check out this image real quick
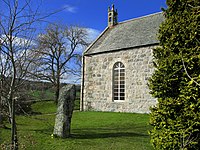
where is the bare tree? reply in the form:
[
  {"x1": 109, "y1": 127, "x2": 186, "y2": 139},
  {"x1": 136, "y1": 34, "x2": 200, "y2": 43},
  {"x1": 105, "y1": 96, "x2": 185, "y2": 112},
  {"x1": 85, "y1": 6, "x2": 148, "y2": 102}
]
[
  {"x1": 32, "y1": 24, "x2": 88, "y2": 104},
  {"x1": 66, "y1": 52, "x2": 83, "y2": 82},
  {"x1": 0, "y1": 0, "x2": 59, "y2": 149}
]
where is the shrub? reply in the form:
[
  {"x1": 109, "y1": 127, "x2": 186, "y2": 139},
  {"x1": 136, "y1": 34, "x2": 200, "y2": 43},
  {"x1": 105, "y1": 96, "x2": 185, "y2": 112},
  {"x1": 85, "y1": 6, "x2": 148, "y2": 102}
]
[{"x1": 149, "y1": 0, "x2": 200, "y2": 149}]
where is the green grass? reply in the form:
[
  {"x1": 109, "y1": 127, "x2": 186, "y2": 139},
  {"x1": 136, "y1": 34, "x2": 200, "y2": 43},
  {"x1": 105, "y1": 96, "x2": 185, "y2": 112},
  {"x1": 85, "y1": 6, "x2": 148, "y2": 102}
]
[
  {"x1": 31, "y1": 101, "x2": 56, "y2": 114},
  {"x1": 0, "y1": 101, "x2": 153, "y2": 150}
]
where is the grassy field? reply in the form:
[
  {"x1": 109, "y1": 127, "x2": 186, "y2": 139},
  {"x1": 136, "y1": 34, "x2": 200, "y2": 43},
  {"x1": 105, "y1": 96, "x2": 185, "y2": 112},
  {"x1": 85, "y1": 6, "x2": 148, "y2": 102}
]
[{"x1": 0, "y1": 101, "x2": 153, "y2": 150}]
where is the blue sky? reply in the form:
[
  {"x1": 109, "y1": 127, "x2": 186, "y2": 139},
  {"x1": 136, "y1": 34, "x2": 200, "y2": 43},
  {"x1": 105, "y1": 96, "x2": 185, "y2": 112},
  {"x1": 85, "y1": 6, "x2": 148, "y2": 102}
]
[
  {"x1": 43, "y1": 0, "x2": 167, "y2": 32},
  {"x1": 1, "y1": 0, "x2": 167, "y2": 45}
]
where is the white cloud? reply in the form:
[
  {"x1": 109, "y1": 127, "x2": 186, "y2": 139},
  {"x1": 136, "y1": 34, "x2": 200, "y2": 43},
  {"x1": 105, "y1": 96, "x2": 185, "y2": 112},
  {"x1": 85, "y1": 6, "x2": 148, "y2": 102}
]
[
  {"x1": 63, "y1": 5, "x2": 77, "y2": 13},
  {"x1": 86, "y1": 28, "x2": 101, "y2": 43},
  {"x1": 61, "y1": 74, "x2": 80, "y2": 84},
  {"x1": 1, "y1": 35, "x2": 35, "y2": 47}
]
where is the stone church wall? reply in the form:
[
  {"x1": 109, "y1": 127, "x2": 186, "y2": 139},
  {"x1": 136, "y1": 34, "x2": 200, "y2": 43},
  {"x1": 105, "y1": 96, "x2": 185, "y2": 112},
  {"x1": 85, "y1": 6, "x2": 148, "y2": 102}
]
[{"x1": 81, "y1": 45, "x2": 157, "y2": 113}]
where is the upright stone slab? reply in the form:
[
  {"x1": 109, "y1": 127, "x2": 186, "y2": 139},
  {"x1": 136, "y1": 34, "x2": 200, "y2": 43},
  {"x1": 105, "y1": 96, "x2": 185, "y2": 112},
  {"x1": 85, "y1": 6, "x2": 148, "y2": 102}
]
[{"x1": 53, "y1": 84, "x2": 76, "y2": 138}]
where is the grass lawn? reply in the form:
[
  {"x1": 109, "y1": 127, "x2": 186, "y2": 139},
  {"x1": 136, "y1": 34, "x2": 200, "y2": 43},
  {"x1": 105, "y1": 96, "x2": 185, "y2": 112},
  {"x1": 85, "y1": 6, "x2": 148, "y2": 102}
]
[{"x1": 0, "y1": 101, "x2": 153, "y2": 150}]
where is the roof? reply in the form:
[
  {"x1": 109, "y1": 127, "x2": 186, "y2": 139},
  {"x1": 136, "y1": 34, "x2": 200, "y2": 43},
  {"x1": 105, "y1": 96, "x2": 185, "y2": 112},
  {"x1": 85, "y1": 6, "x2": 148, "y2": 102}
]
[{"x1": 84, "y1": 12, "x2": 164, "y2": 55}]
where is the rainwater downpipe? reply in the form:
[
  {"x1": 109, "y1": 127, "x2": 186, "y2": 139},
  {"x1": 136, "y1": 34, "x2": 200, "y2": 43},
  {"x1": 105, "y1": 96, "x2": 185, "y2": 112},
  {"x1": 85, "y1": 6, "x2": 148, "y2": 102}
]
[{"x1": 81, "y1": 55, "x2": 85, "y2": 111}]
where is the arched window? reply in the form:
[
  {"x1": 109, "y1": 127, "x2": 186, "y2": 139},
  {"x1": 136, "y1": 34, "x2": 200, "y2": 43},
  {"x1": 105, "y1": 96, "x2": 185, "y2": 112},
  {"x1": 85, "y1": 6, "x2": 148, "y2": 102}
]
[{"x1": 113, "y1": 62, "x2": 125, "y2": 101}]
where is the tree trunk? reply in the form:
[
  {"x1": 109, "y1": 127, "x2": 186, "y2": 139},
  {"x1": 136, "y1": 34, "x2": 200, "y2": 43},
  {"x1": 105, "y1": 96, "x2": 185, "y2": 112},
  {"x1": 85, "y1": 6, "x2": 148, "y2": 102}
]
[
  {"x1": 55, "y1": 87, "x2": 59, "y2": 104},
  {"x1": 0, "y1": 97, "x2": 2, "y2": 125},
  {"x1": 55, "y1": 83, "x2": 60, "y2": 104},
  {"x1": 11, "y1": 98, "x2": 18, "y2": 150},
  {"x1": 8, "y1": 56, "x2": 18, "y2": 150},
  {"x1": 55, "y1": 71, "x2": 60, "y2": 104},
  {"x1": 0, "y1": 112, "x2": 2, "y2": 126}
]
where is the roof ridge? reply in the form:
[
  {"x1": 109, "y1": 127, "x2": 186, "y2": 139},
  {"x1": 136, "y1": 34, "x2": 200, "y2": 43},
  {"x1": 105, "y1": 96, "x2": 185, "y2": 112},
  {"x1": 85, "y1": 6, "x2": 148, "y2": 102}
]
[{"x1": 118, "y1": 11, "x2": 163, "y2": 25}]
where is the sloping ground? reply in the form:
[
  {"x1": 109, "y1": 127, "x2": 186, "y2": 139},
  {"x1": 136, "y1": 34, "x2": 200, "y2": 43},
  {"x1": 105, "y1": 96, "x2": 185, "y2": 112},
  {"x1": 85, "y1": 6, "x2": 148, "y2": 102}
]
[{"x1": 0, "y1": 101, "x2": 153, "y2": 150}]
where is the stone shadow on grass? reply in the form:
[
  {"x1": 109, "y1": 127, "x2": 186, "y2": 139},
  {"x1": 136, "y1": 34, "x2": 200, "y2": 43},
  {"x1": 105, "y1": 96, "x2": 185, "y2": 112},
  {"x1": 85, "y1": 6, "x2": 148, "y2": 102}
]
[
  {"x1": 71, "y1": 128, "x2": 148, "y2": 139},
  {"x1": 71, "y1": 132, "x2": 148, "y2": 139}
]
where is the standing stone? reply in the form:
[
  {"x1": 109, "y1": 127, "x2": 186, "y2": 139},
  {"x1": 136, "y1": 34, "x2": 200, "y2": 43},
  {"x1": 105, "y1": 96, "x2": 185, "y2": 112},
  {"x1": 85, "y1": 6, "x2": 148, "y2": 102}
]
[{"x1": 53, "y1": 84, "x2": 76, "y2": 138}]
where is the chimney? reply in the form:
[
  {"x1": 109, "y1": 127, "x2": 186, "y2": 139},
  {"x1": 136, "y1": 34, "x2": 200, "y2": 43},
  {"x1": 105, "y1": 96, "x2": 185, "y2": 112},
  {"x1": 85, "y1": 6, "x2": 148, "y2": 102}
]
[{"x1": 108, "y1": 4, "x2": 118, "y2": 27}]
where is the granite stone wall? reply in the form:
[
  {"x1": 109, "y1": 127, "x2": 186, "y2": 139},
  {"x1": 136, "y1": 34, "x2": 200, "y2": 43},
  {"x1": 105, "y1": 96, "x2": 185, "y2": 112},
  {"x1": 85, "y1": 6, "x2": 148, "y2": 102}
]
[{"x1": 81, "y1": 45, "x2": 157, "y2": 113}]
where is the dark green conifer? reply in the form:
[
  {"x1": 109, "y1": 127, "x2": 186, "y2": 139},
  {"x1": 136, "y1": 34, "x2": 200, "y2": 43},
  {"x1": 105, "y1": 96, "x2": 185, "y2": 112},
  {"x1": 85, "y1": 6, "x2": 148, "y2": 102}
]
[{"x1": 149, "y1": 0, "x2": 200, "y2": 149}]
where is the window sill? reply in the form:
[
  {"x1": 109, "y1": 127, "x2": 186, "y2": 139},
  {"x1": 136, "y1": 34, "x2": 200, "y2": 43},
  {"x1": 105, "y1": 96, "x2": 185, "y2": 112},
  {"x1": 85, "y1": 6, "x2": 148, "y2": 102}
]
[{"x1": 113, "y1": 100, "x2": 125, "y2": 102}]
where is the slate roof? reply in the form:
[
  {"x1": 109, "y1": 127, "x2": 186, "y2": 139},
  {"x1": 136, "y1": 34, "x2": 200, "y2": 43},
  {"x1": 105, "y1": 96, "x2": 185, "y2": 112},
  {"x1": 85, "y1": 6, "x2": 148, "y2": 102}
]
[{"x1": 84, "y1": 12, "x2": 164, "y2": 55}]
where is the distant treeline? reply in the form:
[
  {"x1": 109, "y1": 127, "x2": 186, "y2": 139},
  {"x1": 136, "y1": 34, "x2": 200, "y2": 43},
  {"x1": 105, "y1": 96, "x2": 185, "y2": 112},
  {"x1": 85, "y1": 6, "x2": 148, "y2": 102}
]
[
  {"x1": 21, "y1": 80, "x2": 80, "y2": 91},
  {"x1": 12, "y1": 80, "x2": 80, "y2": 114}
]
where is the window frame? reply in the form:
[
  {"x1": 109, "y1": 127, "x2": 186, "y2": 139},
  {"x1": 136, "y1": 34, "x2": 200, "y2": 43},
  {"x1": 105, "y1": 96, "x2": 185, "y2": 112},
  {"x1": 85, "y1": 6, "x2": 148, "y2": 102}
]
[{"x1": 112, "y1": 62, "x2": 125, "y2": 102}]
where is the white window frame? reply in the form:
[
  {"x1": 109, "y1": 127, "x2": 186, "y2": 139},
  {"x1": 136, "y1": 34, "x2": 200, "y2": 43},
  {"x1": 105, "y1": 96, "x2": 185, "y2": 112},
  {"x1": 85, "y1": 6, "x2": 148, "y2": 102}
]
[{"x1": 113, "y1": 62, "x2": 125, "y2": 101}]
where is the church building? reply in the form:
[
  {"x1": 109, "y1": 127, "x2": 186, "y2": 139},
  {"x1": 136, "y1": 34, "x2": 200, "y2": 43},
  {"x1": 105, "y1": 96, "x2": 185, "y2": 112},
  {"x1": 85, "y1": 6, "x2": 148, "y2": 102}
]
[{"x1": 81, "y1": 5, "x2": 164, "y2": 113}]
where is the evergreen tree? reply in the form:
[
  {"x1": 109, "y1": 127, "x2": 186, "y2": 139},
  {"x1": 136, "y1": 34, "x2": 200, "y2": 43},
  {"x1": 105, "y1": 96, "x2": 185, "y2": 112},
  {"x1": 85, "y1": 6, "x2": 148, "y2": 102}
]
[{"x1": 149, "y1": 0, "x2": 200, "y2": 149}]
